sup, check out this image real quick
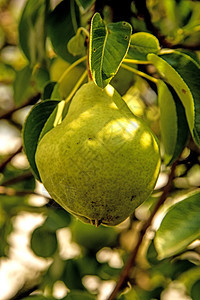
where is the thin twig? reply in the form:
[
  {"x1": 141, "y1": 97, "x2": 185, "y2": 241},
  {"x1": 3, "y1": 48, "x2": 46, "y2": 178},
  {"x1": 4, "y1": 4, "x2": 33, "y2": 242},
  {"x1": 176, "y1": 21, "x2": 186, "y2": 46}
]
[
  {"x1": 121, "y1": 63, "x2": 158, "y2": 84},
  {"x1": 58, "y1": 56, "x2": 87, "y2": 84},
  {"x1": 0, "y1": 145, "x2": 23, "y2": 173},
  {"x1": 64, "y1": 69, "x2": 88, "y2": 103},
  {"x1": 107, "y1": 160, "x2": 177, "y2": 300},
  {"x1": 1, "y1": 171, "x2": 33, "y2": 186},
  {"x1": 0, "y1": 93, "x2": 41, "y2": 120},
  {"x1": 0, "y1": 186, "x2": 51, "y2": 199},
  {"x1": 11, "y1": 285, "x2": 39, "y2": 300}
]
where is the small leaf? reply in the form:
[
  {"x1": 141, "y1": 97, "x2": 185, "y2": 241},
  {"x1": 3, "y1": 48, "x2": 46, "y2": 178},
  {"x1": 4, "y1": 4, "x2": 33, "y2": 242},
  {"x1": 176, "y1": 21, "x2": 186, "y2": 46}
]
[
  {"x1": 148, "y1": 51, "x2": 200, "y2": 146},
  {"x1": 67, "y1": 28, "x2": 87, "y2": 56},
  {"x1": 31, "y1": 226, "x2": 57, "y2": 258},
  {"x1": 127, "y1": 32, "x2": 160, "y2": 61},
  {"x1": 155, "y1": 191, "x2": 200, "y2": 259},
  {"x1": 158, "y1": 80, "x2": 189, "y2": 165},
  {"x1": 19, "y1": 0, "x2": 47, "y2": 66},
  {"x1": 62, "y1": 259, "x2": 84, "y2": 290},
  {"x1": 22, "y1": 100, "x2": 60, "y2": 180},
  {"x1": 89, "y1": 13, "x2": 132, "y2": 88},
  {"x1": 47, "y1": 0, "x2": 80, "y2": 62}
]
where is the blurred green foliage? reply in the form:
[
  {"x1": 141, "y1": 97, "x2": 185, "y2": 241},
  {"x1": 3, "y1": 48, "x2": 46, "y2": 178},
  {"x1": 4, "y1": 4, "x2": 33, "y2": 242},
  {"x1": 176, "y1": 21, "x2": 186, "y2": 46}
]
[{"x1": 0, "y1": 0, "x2": 200, "y2": 299}]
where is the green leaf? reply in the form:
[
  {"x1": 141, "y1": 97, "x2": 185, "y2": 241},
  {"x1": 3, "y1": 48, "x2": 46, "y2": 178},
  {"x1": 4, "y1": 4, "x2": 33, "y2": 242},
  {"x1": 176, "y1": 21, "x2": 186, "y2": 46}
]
[
  {"x1": 43, "y1": 208, "x2": 71, "y2": 231},
  {"x1": 89, "y1": 13, "x2": 132, "y2": 88},
  {"x1": 146, "y1": 240, "x2": 160, "y2": 266},
  {"x1": 157, "y1": 80, "x2": 189, "y2": 165},
  {"x1": 18, "y1": 0, "x2": 47, "y2": 66},
  {"x1": 47, "y1": 0, "x2": 80, "y2": 62},
  {"x1": 191, "y1": 280, "x2": 200, "y2": 300},
  {"x1": 67, "y1": 28, "x2": 87, "y2": 57},
  {"x1": 39, "y1": 100, "x2": 69, "y2": 142},
  {"x1": 127, "y1": 32, "x2": 160, "y2": 61},
  {"x1": 155, "y1": 191, "x2": 200, "y2": 259},
  {"x1": 33, "y1": 65, "x2": 50, "y2": 91},
  {"x1": 50, "y1": 83, "x2": 62, "y2": 100},
  {"x1": 13, "y1": 65, "x2": 33, "y2": 106},
  {"x1": 70, "y1": 219, "x2": 117, "y2": 252},
  {"x1": 22, "y1": 100, "x2": 59, "y2": 180},
  {"x1": 31, "y1": 226, "x2": 57, "y2": 258},
  {"x1": 62, "y1": 259, "x2": 84, "y2": 290},
  {"x1": 148, "y1": 51, "x2": 200, "y2": 146},
  {"x1": 42, "y1": 81, "x2": 57, "y2": 100}
]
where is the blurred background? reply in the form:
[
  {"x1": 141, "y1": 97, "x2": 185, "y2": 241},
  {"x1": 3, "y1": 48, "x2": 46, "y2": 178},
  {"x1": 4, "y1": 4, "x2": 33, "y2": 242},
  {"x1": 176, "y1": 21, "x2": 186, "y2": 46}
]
[{"x1": 0, "y1": 0, "x2": 200, "y2": 299}]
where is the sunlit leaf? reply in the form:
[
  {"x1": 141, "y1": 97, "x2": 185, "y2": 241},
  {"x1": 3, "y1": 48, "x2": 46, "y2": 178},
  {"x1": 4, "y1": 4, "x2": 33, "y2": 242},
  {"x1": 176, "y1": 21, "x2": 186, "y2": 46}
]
[
  {"x1": 127, "y1": 32, "x2": 160, "y2": 61},
  {"x1": 148, "y1": 51, "x2": 200, "y2": 146},
  {"x1": 89, "y1": 13, "x2": 132, "y2": 88},
  {"x1": 155, "y1": 191, "x2": 200, "y2": 259}
]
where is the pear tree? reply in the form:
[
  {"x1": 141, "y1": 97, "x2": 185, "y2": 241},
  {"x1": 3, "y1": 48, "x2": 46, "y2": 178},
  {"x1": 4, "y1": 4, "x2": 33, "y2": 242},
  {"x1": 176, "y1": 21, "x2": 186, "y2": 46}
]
[{"x1": 1, "y1": 1, "x2": 200, "y2": 299}]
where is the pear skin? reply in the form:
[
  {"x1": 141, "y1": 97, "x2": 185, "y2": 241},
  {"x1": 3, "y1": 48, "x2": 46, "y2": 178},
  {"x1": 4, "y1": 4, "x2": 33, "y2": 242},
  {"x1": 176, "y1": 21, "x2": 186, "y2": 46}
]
[{"x1": 35, "y1": 81, "x2": 161, "y2": 226}]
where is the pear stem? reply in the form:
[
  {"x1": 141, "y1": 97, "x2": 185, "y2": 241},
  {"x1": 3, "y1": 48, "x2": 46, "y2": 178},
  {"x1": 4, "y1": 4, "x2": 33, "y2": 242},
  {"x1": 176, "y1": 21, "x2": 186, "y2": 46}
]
[
  {"x1": 121, "y1": 63, "x2": 158, "y2": 84},
  {"x1": 123, "y1": 58, "x2": 151, "y2": 65},
  {"x1": 64, "y1": 69, "x2": 88, "y2": 103},
  {"x1": 58, "y1": 55, "x2": 87, "y2": 84},
  {"x1": 76, "y1": 27, "x2": 90, "y2": 38}
]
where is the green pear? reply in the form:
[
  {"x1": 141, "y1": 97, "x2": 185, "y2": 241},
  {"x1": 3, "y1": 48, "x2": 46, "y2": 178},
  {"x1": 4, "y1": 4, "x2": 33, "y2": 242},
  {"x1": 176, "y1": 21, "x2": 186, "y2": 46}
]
[{"x1": 35, "y1": 81, "x2": 161, "y2": 226}]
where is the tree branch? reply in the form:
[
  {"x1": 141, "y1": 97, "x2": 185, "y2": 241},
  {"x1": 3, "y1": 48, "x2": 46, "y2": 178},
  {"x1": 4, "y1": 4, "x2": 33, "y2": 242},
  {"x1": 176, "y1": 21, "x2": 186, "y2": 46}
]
[
  {"x1": 11, "y1": 285, "x2": 39, "y2": 300},
  {"x1": 0, "y1": 145, "x2": 23, "y2": 173},
  {"x1": 0, "y1": 93, "x2": 41, "y2": 120},
  {"x1": 0, "y1": 186, "x2": 51, "y2": 200},
  {"x1": 107, "y1": 160, "x2": 177, "y2": 300},
  {"x1": 1, "y1": 171, "x2": 33, "y2": 186}
]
